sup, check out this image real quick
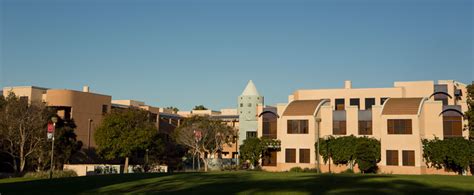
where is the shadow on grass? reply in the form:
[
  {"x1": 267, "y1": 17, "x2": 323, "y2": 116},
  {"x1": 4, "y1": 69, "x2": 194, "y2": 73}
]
[{"x1": 0, "y1": 172, "x2": 472, "y2": 194}]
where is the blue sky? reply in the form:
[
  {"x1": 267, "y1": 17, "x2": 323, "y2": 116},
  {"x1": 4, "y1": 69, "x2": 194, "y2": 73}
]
[{"x1": 1, "y1": 0, "x2": 472, "y2": 110}]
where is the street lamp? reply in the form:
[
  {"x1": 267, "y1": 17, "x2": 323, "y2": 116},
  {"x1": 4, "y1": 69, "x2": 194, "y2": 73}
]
[
  {"x1": 88, "y1": 119, "x2": 93, "y2": 150},
  {"x1": 315, "y1": 117, "x2": 321, "y2": 173},
  {"x1": 49, "y1": 116, "x2": 58, "y2": 179}
]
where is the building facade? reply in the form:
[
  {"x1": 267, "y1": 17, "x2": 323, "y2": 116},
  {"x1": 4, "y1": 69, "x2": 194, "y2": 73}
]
[
  {"x1": 257, "y1": 80, "x2": 469, "y2": 174},
  {"x1": 238, "y1": 80, "x2": 263, "y2": 146}
]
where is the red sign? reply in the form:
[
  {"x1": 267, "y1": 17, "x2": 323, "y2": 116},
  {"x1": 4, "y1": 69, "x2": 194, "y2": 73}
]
[{"x1": 47, "y1": 123, "x2": 55, "y2": 133}]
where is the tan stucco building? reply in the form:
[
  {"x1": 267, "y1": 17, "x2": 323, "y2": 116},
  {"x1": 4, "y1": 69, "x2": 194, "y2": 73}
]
[{"x1": 257, "y1": 80, "x2": 469, "y2": 174}]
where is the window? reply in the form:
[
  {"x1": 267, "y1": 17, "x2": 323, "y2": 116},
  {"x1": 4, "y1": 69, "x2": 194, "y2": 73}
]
[
  {"x1": 381, "y1": 97, "x2": 388, "y2": 105},
  {"x1": 443, "y1": 116, "x2": 463, "y2": 138},
  {"x1": 333, "y1": 121, "x2": 346, "y2": 135},
  {"x1": 246, "y1": 131, "x2": 257, "y2": 138},
  {"x1": 386, "y1": 150, "x2": 398, "y2": 166},
  {"x1": 299, "y1": 149, "x2": 310, "y2": 163},
  {"x1": 240, "y1": 103, "x2": 243, "y2": 107},
  {"x1": 19, "y1": 96, "x2": 29, "y2": 103},
  {"x1": 263, "y1": 113, "x2": 277, "y2": 139},
  {"x1": 262, "y1": 151, "x2": 277, "y2": 166},
  {"x1": 248, "y1": 103, "x2": 252, "y2": 107},
  {"x1": 350, "y1": 98, "x2": 360, "y2": 109},
  {"x1": 335, "y1": 99, "x2": 345, "y2": 110},
  {"x1": 358, "y1": 120, "x2": 372, "y2": 135},
  {"x1": 102, "y1": 105, "x2": 108, "y2": 115},
  {"x1": 402, "y1": 150, "x2": 415, "y2": 166},
  {"x1": 287, "y1": 120, "x2": 308, "y2": 134},
  {"x1": 387, "y1": 119, "x2": 412, "y2": 134},
  {"x1": 285, "y1": 149, "x2": 296, "y2": 163},
  {"x1": 365, "y1": 98, "x2": 375, "y2": 110}
]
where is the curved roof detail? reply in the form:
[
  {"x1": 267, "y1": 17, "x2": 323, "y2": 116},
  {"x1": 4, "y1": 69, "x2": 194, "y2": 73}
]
[
  {"x1": 258, "y1": 110, "x2": 280, "y2": 118},
  {"x1": 429, "y1": 92, "x2": 453, "y2": 99},
  {"x1": 240, "y1": 80, "x2": 260, "y2": 96},
  {"x1": 282, "y1": 100, "x2": 323, "y2": 116},
  {"x1": 382, "y1": 98, "x2": 424, "y2": 115},
  {"x1": 439, "y1": 108, "x2": 464, "y2": 117}
]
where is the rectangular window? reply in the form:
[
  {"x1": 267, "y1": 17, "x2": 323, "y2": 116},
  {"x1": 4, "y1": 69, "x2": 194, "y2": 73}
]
[
  {"x1": 443, "y1": 116, "x2": 463, "y2": 138},
  {"x1": 333, "y1": 121, "x2": 347, "y2": 135},
  {"x1": 246, "y1": 131, "x2": 257, "y2": 138},
  {"x1": 386, "y1": 150, "x2": 399, "y2": 166},
  {"x1": 262, "y1": 150, "x2": 277, "y2": 166},
  {"x1": 387, "y1": 119, "x2": 412, "y2": 134},
  {"x1": 287, "y1": 120, "x2": 309, "y2": 134},
  {"x1": 358, "y1": 120, "x2": 373, "y2": 135},
  {"x1": 19, "y1": 96, "x2": 29, "y2": 103},
  {"x1": 350, "y1": 98, "x2": 360, "y2": 109},
  {"x1": 402, "y1": 150, "x2": 415, "y2": 166},
  {"x1": 365, "y1": 98, "x2": 375, "y2": 110},
  {"x1": 102, "y1": 105, "x2": 108, "y2": 115},
  {"x1": 285, "y1": 149, "x2": 296, "y2": 163},
  {"x1": 299, "y1": 149, "x2": 310, "y2": 163},
  {"x1": 381, "y1": 97, "x2": 388, "y2": 105},
  {"x1": 335, "y1": 99, "x2": 345, "y2": 110}
]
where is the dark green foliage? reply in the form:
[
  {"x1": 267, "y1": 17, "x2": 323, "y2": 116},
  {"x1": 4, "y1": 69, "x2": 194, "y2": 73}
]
[
  {"x1": 95, "y1": 108, "x2": 157, "y2": 160},
  {"x1": 193, "y1": 105, "x2": 208, "y2": 110},
  {"x1": 23, "y1": 170, "x2": 77, "y2": 179},
  {"x1": 316, "y1": 136, "x2": 381, "y2": 173},
  {"x1": 147, "y1": 133, "x2": 186, "y2": 171},
  {"x1": 165, "y1": 106, "x2": 179, "y2": 113},
  {"x1": 355, "y1": 137, "x2": 380, "y2": 173},
  {"x1": 239, "y1": 137, "x2": 266, "y2": 168},
  {"x1": 466, "y1": 83, "x2": 474, "y2": 140},
  {"x1": 422, "y1": 137, "x2": 473, "y2": 175},
  {"x1": 289, "y1": 167, "x2": 303, "y2": 172}
]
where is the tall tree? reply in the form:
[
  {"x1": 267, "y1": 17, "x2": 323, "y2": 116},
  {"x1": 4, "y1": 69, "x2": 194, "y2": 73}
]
[
  {"x1": 465, "y1": 83, "x2": 473, "y2": 140},
  {"x1": 193, "y1": 105, "x2": 208, "y2": 110},
  {"x1": 173, "y1": 115, "x2": 233, "y2": 171},
  {"x1": 0, "y1": 93, "x2": 49, "y2": 173},
  {"x1": 95, "y1": 108, "x2": 157, "y2": 173}
]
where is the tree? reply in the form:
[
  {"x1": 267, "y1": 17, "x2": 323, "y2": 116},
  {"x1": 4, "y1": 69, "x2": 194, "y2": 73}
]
[
  {"x1": 0, "y1": 92, "x2": 49, "y2": 173},
  {"x1": 35, "y1": 117, "x2": 82, "y2": 171},
  {"x1": 165, "y1": 106, "x2": 179, "y2": 113},
  {"x1": 95, "y1": 108, "x2": 157, "y2": 173},
  {"x1": 317, "y1": 136, "x2": 381, "y2": 173},
  {"x1": 147, "y1": 133, "x2": 185, "y2": 171},
  {"x1": 465, "y1": 83, "x2": 473, "y2": 140},
  {"x1": 354, "y1": 137, "x2": 381, "y2": 173},
  {"x1": 193, "y1": 105, "x2": 208, "y2": 110},
  {"x1": 422, "y1": 137, "x2": 472, "y2": 175},
  {"x1": 239, "y1": 137, "x2": 266, "y2": 168},
  {"x1": 173, "y1": 115, "x2": 233, "y2": 171}
]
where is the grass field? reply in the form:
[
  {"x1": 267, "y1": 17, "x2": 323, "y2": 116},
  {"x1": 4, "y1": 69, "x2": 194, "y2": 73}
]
[{"x1": 0, "y1": 171, "x2": 473, "y2": 194}]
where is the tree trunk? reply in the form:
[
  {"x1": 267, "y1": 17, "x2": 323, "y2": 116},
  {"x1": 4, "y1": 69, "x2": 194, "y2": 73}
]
[
  {"x1": 203, "y1": 158, "x2": 208, "y2": 172},
  {"x1": 124, "y1": 157, "x2": 129, "y2": 174}
]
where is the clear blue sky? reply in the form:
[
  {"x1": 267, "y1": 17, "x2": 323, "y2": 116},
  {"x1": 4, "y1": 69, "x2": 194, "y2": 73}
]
[{"x1": 1, "y1": 0, "x2": 472, "y2": 110}]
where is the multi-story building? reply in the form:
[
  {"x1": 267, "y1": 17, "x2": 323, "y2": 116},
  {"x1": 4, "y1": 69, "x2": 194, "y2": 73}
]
[{"x1": 257, "y1": 80, "x2": 469, "y2": 174}]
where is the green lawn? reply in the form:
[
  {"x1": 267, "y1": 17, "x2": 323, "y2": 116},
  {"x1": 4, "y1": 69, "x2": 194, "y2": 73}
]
[{"x1": 0, "y1": 171, "x2": 473, "y2": 194}]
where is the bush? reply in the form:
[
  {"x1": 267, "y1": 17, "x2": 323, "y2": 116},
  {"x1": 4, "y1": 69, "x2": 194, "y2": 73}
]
[
  {"x1": 23, "y1": 170, "x2": 77, "y2": 179},
  {"x1": 302, "y1": 168, "x2": 319, "y2": 173},
  {"x1": 341, "y1": 168, "x2": 354, "y2": 174},
  {"x1": 289, "y1": 167, "x2": 303, "y2": 172}
]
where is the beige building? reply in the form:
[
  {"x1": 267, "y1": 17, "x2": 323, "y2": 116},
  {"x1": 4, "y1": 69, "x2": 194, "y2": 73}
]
[
  {"x1": 3, "y1": 86, "x2": 112, "y2": 149},
  {"x1": 257, "y1": 80, "x2": 469, "y2": 174}
]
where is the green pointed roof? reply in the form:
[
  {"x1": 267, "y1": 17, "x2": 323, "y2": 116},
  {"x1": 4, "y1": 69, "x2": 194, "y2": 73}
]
[{"x1": 241, "y1": 80, "x2": 260, "y2": 96}]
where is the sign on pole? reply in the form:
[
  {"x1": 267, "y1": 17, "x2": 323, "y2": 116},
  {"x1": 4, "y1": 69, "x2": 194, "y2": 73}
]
[{"x1": 47, "y1": 122, "x2": 55, "y2": 140}]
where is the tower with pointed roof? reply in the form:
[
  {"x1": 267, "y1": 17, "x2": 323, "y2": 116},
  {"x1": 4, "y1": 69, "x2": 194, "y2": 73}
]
[{"x1": 238, "y1": 80, "x2": 263, "y2": 146}]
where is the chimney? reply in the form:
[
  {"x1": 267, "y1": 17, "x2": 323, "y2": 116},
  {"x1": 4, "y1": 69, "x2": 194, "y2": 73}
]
[
  {"x1": 344, "y1": 80, "x2": 352, "y2": 89},
  {"x1": 83, "y1": 86, "x2": 90, "y2": 93}
]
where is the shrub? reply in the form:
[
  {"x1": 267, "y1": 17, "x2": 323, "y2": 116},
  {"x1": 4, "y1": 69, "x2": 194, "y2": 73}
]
[
  {"x1": 302, "y1": 168, "x2": 319, "y2": 173},
  {"x1": 289, "y1": 167, "x2": 303, "y2": 172},
  {"x1": 341, "y1": 168, "x2": 354, "y2": 174},
  {"x1": 23, "y1": 170, "x2": 77, "y2": 179}
]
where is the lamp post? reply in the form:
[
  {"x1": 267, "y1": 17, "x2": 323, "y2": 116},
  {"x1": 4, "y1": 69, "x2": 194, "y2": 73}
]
[
  {"x1": 315, "y1": 117, "x2": 321, "y2": 173},
  {"x1": 49, "y1": 116, "x2": 58, "y2": 179},
  {"x1": 87, "y1": 119, "x2": 93, "y2": 150}
]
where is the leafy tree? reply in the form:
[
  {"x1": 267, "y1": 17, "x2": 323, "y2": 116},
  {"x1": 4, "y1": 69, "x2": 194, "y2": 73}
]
[
  {"x1": 317, "y1": 136, "x2": 381, "y2": 173},
  {"x1": 193, "y1": 105, "x2": 208, "y2": 110},
  {"x1": 173, "y1": 115, "x2": 233, "y2": 171},
  {"x1": 422, "y1": 137, "x2": 472, "y2": 175},
  {"x1": 465, "y1": 83, "x2": 473, "y2": 140},
  {"x1": 165, "y1": 106, "x2": 179, "y2": 113},
  {"x1": 0, "y1": 92, "x2": 49, "y2": 173},
  {"x1": 35, "y1": 117, "x2": 82, "y2": 171},
  {"x1": 239, "y1": 137, "x2": 265, "y2": 168},
  {"x1": 147, "y1": 133, "x2": 185, "y2": 171},
  {"x1": 354, "y1": 137, "x2": 381, "y2": 173},
  {"x1": 95, "y1": 108, "x2": 157, "y2": 173}
]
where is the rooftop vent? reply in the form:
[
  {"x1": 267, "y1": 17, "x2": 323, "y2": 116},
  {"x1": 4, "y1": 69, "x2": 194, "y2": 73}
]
[{"x1": 83, "y1": 86, "x2": 90, "y2": 93}]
